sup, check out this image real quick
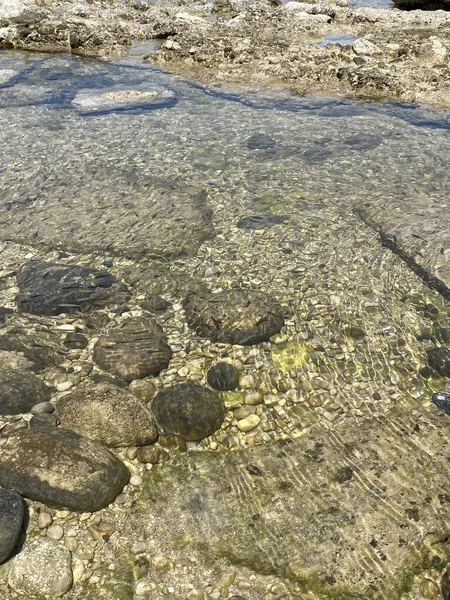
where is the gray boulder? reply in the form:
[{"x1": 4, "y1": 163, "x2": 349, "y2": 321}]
[
  {"x1": 8, "y1": 538, "x2": 72, "y2": 599},
  {"x1": 93, "y1": 317, "x2": 172, "y2": 382},
  {"x1": 0, "y1": 370, "x2": 51, "y2": 415},
  {"x1": 0, "y1": 427, "x2": 129, "y2": 511},
  {"x1": 0, "y1": 489, "x2": 24, "y2": 564},
  {"x1": 16, "y1": 261, "x2": 130, "y2": 316},
  {"x1": 57, "y1": 383, "x2": 158, "y2": 447}
]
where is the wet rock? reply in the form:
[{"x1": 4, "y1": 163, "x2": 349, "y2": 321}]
[
  {"x1": 29, "y1": 412, "x2": 58, "y2": 428},
  {"x1": 136, "y1": 446, "x2": 169, "y2": 464},
  {"x1": 16, "y1": 261, "x2": 130, "y2": 316},
  {"x1": 93, "y1": 317, "x2": 172, "y2": 382},
  {"x1": 0, "y1": 370, "x2": 51, "y2": 415},
  {"x1": 57, "y1": 383, "x2": 158, "y2": 447},
  {"x1": 442, "y1": 566, "x2": 450, "y2": 600},
  {"x1": 236, "y1": 215, "x2": 289, "y2": 229},
  {"x1": 183, "y1": 289, "x2": 285, "y2": 345},
  {"x1": 0, "y1": 427, "x2": 129, "y2": 511},
  {"x1": 8, "y1": 538, "x2": 72, "y2": 599},
  {"x1": 151, "y1": 382, "x2": 225, "y2": 441},
  {"x1": 142, "y1": 295, "x2": 172, "y2": 313},
  {"x1": 246, "y1": 133, "x2": 276, "y2": 150},
  {"x1": 72, "y1": 84, "x2": 176, "y2": 115},
  {"x1": 0, "y1": 349, "x2": 33, "y2": 372},
  {"x1": 343, "y1": 133, "x2": 383, "y2": 151},
  {"x1": 0, "y1": 489, "x2": 24, "y2": 564},
  {"x1": 432, "y1": 391, "x2": 450, "y2": 415},
  {"x1": 427, "y1": 347, "x2": 450, "y2": 377},
  {"x1": 207, "y1": 362, "x2": 239, "y2": 391},
  {"x1": 31, "y1": 401, "x2": 54, "y2": 414},
  {"x1": 0, "y1": 328, "x2": 65, "y2": 371},
  {"x1": 63, "y1": 332, "x2": 88, "y2": 349}
]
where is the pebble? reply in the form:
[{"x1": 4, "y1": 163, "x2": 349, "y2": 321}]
[
  {"x1": 47, "y1": 524, "x2": 64, "y2": 540},
  {"x1": 239, "y1": 375, "x2": 255, "y2": 389},
  {"x1": 130, "y1": 475, "x2": 143, "y2": 486},
  {"x1": 38, "y1": 512, "x2": 53, "y2": 529},
  {"x1": 419, "y1": 578, "x2": 439, "y2": 600},
  {"x1": 31, "y1": 402, "x2": 55, "y2": 415},
  {"x1": 151, "y1": 554, "x2": 172, "y2": 572},
  {"x1": 56, "y1": 381, "x2": 74, "y2": 392},
  {"x1": 237, "y1": 414, "x2": 261, "y2": 432},
  {"x1": 245, "y1": 391, "x2": 263, "y2": 405}
]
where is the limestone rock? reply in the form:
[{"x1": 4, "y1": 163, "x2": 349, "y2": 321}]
[
  {"x1": 183, "y1": 289, "x2": 285, "y2": 345},
  {"x1": 0, "y1": 427, "x2": 129, "y2": 511},
  {"x1": 0, "y1": 370, "x2": 51, "y2": 415},
  {"x1": 72, "y1": 84, "x2": 176, "y2": 115},
  {"x1": 151, "y1": 383, "x2": 225, "y2": 441},
  {"x1": 93, "y1": 317, "x2": 172, "y2": 382},
  {"x1": 8, "y1": 538, "x2": 72, "y2": 599},
  {"x1": 16, "y1": 261, "x2": 130, "y2": 316},
  {"x1": 57, "y1": 383, "x2": 158, "y2": 447},
  {"x1": 0, "y1": 489, "x2": 24, "y2": 564}
]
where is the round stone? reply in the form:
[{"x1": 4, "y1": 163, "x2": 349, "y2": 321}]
[
  {"x1": 47, "y1": 524, "x2": 64, "y2": 541},
  {"x1": 420, "y1": 578, "x2": 439, "y2": 600},
  {"x1": 0, "y1": 489, "x2": 24, "y2": 564},
  {"x1": 0, "y1": 371, "x2": 51, "y2": 415},
  {"x1": 31, "y1": 402, "x2": 55, "y2": 415},
  {"x1": 38, "y1": 512, "x2": 53, "y2": 530},
  {"x1": 136, "y1": 446, "x2": 169, "y2": 464},
  {"x1": 151, "y1": 383, "x2": 225, "y2": 441},
  {"x1": 8, "y1": 538, "x2": 73, "y2": 599},
  {"x1": 237, "y1": 414, "x2": 261, "y2": 432},
  {"x1": 207, "y1": 363, "x2": 239, "y2": 391}
]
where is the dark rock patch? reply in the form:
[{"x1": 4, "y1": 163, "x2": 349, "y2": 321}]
[
  {"x1": 427, "y1": 347, "x2": 450, "y2": 377},
  {"x1": 0, "y1": 370, "x2": 51, "y2": 415},
  {"x1": 16, "y1": 261, "x2": 130, "y2": 316},
  {"x1": 29, "y1": 413, "x2": 58, "y2": 428},
  {"x1": 57, "y1": 383, "x2": 158, "y2": 447},
  {"x1": 207, "y1": 362, "x2": 239, "y2": 391},
  {"x1": 183, "y1": 289, "x2": 285, "y2": 345},
  {"x1": 236, "y1": 215, "x2": 289, "y2": 230},
  {"x1": 247, "y1": 133, "x2": 276, "y2": 150},
  {"x1": 343, "y1": 133, "x2": 383, "y2": 151},
  {"x1": 93, "y1": 317, "x2": 172, "y2": 382},
  {"x1": 63, "y1": 332, "x2": 88, "y2": 349},
  {"x1": 432, "y1": 391, "x2": 450, "y2": 415},
  {"x1": 151, "y1": 382, "x2": 225, "y2": 441},
  {"x1": 141, "y1": 295, "x2": 172, "y2": 313},
  {"x1": 0, "y1": 328, "x2": 65, "y2": 371},
  {"x1": 0, "y1": 427, "x2": 129, "y2": 512},
  {"x1": 0, "y1": 489, "x2": 24, "y2": 564}
]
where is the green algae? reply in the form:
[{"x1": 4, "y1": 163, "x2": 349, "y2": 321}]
[{"x1": 272, "y1": 342, "x2": 309, "y2": 372}]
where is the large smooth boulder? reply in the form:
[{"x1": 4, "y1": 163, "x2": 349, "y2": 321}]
[
  {"x1": 183, "y1": 289, "x2": 285, "y2": 345},
  {"x1": 8, "y1": 538, "x2": 72, "y2": 599},
  {"x1": 0, "y1": 370, "x2": 51, "y2": 415},
  {"x1": 57, "y1": 383, "x2": 158, "y2": 447},
  {"x1": 93, "y1": 317, "x2": 172, "y2": 382},
  {"x1": 0, "y1": 427, "x2": 129, "y2": 511},
  {"x1": 0, "y1": 489, "x2": 24, "y2": 564},
  {"x1": 16, "y1": 261, "x2": 130, "y2": 316},
  {"x1": 151, "y1": 382, "x2": 225, "y2": 441}
]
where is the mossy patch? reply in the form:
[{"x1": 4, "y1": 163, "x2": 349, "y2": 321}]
[
  {"x1": 272, "y1": 342, "x2": 309, "y2": 372},
  {"x1": 220, "y1": 390, "x2": 245, "y2": 409}
]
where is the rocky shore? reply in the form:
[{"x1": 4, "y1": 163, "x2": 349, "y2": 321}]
[{"x1": 3, "y1": 0, "x2": 450, "y2": 107}]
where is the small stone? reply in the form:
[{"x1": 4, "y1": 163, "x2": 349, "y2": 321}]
[
  {"x1": 38, "y1": 512, "x2": 53, "y2": 530},
  {"x1": 131, "y1": 541, "x2": 146, "y2": 555},
  {"x1": 420, "y1": 578, "x2": 439, "y2": 600},
  {"x1": 233, "y1": 405, "x2": 256, "y2": 420},
  {"x1": 207, "y1": 363, "x2": 240, "y2": 391},
  {"x1": 142, "y1": 295, "x2": 172, "y2": 313},
  {"x1": 237, "y1": 414, "x2": 260, "y2": 432},
  {"x1": 136, "y1": 446, "x2": 170, "y2": 464},
  {"x1": 130, "y1": 475, "x2": 143, "y2": 486},
  {"x1": 47, "y1": 524, "x2": 64, "y2": 541},
  {"x1": 64, "y1": 537, "x2": 78, "y2": 552},
  {"x1": 151, "y1": 554, "x2": 172, "y2": 572},
  {"x1": 31, "y1": 402, "x2": 55, "y2": 415},
  {"x1": 216, "y1": 569, "x2": 236, "y2": 587},
  {"x1": 8, "y1": 538, "x2": 73, "y2": 599},
  {"x1": 186, "y1": 590, "x2": 208, "y2": 600},
  {"x1": 56, "y1": 381, "x2": 73, "y2": 392},
  {"x1": 245, "y1": 391, "x2": 263, "y2": 405},
  {"x1": 239, "y1": 375, "x2": 255, "y2": 390}
]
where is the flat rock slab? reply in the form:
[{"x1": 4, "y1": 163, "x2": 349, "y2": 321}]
[
  {"x1": 0, "y1": 173, "x2": 214, "y2": 258},
  {"x1": 8, "y1": 538, "x2": 72, "y2": 599},
  {"x1": 57, "y1": 383, "x2": 158, "y2": 447},
  {"x1": 151, "y1": 382, "x2": 225, "y2": 441},
  {"x1": 357, "y1": 199, "x2": 450, "y2": 298},
  {"x1": 0, "y1": 489, "x2": 24, "y2": 564},
  {"x1": 133, "y1": 405, "x2": 450, "y2": 599},
  {"x1": 72, "y1": 84, "x2": 176, "y2": 114},
  {"x1": 0, "y1": 326, "x2": 65, "y2": 371},
  {"x1": 0, "y1": 370, "x2": 50, "y2": 415},
  {"x1": 0, "y1": 427, "x2": 129, "y2": 511},
  {"x1": 183, "y1": 289, "x2": 285, "y2": 345},
  {"x1": 93, "y1": 317, "x2": 172, "y2": 382},
  {"x1": 16, "y1": 261, "x2": 130, "y2": 316}
]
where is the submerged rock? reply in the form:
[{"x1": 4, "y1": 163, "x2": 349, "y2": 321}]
[
  {"x1": 236, "y1": 215, "x2": 289, "y2": 229},
  {"x1": 57, "y1": 383, "x2": 158, "y2": 447},
  {"x1": 207, "y1": 362, "x2": 239, "y2": 391},
  {"x1": 183, "y1": 289, "x2": 285, "y2": 345},
  {"x1": 8, "y1": 538, "x2": 73, "y2": 599},
  {"x1": 16, "y1": 261, "x2": 130, "y2": 316},
  {"x1": 151, "y1": 382, "x2": 225, "y2": 441},
  {"x1": 93, "y1": 317, "x2": 172, "y2": 382},
  {"x1": 72, "y1": 84, "x2": 176, "y2": 114},
  {"x1": 427, "y1": 347, "x2": 450, "y2": 377},
  {"x1": 246, "y1": 133, "x2": 276, "y2": 150},
  {"x1": 0, "y1": 489, "x2": 24, "y2": 564},
  {"x1": 432, "y1": 391, "x2": 450, "y2": 415},
  {"x1": 0, "y1": 370, "x2": 50, "y2": 415},
  {"x1": 0, "y1": 427, "x2": 129, "y2": 511}
]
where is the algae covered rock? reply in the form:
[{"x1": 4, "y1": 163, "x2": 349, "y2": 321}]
[
  {"x1": 57, "y1": 383, "x2": 158, "y2": 447},
  {"x1": 93, "y1": 317, "x2": 172, "y2": 382},
  {"x1": 0, "y1": 426, "x2": 129, "y2": 511},
  {"x1": 0, "y1": 370, "x2": 50, "y2": 415},
  {"x1": 183, "y1": 289, "x2": 285, "y2": 346},
  {"x1": 151, "y1": 382, "x2": 225, "y2": 441},
  {"x1": 16, "y1": 261, "x2": 130, "y2": 316}
]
